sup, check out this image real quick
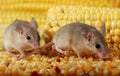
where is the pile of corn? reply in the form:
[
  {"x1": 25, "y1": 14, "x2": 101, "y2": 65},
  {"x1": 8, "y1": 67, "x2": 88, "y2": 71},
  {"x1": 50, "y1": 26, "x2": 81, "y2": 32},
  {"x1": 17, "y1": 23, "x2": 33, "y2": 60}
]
[
  {"x1": 0, "y1": 0, "x2": 120, "y2": 76},
  {"x1": 1, "y1": 51, "x2": 120, "y2": 76}
]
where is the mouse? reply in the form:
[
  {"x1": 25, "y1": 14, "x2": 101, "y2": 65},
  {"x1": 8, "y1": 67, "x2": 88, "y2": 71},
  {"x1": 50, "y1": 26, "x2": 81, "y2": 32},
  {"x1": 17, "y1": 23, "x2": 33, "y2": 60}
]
[
  {"x1": 21, "y1": 22, "x2": 109, "y2": 60},
  {"x1": 4, "y1": 17, "x2": 40, "y2": 59}
]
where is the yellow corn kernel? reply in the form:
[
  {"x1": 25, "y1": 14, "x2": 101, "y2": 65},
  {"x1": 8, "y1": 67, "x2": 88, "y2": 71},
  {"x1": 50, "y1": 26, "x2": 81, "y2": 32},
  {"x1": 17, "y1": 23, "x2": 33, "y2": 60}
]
[
  {"x1": 106, "y1": 21, "x2": 112, "y2": 30},
  {"x1": 114, "y1": 28, "x2": 120, "y2": 36},
  {"x1": 105, "y1": 33, "x2": 112, "y2": 42},
  {"x1": 117, "y1": 21, "x2": 120, "y2": 28},
  {"x1": 110, "y1": 69, "x2": 119, "y2": 76},
  {"x1": 110, "y1": 29, "x2": 115, "y2": 36},
  {"x1": 113, "y1": 36, "x2": 120, "y2": 43},
  {"x1": 83, "y1": 62, "x2": 93, "y2": 73}
]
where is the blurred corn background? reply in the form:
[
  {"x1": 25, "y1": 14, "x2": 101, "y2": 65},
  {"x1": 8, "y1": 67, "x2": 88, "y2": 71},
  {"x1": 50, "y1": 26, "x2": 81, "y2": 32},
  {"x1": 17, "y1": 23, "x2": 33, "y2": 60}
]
[
  {"x1": 0, "y1": 0, "x2": 120, "y2": 43},
  {"x1": 0, "y1": 0, "x2": 120, "y2": 76}
]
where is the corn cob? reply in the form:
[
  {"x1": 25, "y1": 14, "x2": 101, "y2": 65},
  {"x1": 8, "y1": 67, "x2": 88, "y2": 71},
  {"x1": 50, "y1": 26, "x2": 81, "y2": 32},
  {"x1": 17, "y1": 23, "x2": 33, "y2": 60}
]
[{"x1": 44, "y1": 6, "x2": 120, "y2": 51}]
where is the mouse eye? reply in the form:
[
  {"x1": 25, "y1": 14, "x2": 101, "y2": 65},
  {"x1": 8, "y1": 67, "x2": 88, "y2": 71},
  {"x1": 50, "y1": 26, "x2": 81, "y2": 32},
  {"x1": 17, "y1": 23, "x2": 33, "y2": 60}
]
[
  {"x1": 26, "y1": 36, "x2": 31, "y2": 40},
  {"x1": 95, "y1": 44, "x2": 101, "y2": 49}
]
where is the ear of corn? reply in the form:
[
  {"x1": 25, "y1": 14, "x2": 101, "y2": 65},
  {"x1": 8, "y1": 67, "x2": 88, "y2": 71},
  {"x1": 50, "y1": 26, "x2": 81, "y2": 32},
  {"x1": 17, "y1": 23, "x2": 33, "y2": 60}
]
[{"x1": 44, "y1": 6, "x2": 120, "y2": 51}]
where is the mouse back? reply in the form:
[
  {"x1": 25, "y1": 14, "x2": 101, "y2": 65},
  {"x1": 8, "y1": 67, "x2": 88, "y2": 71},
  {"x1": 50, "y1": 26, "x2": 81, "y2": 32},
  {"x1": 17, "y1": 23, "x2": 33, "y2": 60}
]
[{"x1": 53, "y1": 22, "x2": 96, "y2": 41}]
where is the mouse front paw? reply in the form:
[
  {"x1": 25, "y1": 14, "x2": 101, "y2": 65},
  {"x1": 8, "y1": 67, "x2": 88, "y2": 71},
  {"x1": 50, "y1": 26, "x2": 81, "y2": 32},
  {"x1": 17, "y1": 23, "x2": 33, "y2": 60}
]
[
  {"x1": 17, "y1": 54, "x2": 26, "y2": 60},
  {"x1": 63, "y1": 51, "x2": 68, "y2": 55}
]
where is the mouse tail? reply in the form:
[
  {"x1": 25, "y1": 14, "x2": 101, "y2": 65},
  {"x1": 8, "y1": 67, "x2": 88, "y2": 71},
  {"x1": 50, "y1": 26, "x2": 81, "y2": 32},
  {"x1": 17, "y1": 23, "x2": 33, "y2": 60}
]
[{"x1": 18, "y1": 41, "x2": 54, "y2": 60}]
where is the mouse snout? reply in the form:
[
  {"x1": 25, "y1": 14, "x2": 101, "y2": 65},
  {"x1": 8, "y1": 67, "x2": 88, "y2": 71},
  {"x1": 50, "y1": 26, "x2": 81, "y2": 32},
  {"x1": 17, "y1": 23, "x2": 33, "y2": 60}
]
[
  {"x1": 99, "y1": 51, "x2": 109, "y2": 59},
  {"x1": 33, "y1": 42, "x2": 40, "y2": 48}
]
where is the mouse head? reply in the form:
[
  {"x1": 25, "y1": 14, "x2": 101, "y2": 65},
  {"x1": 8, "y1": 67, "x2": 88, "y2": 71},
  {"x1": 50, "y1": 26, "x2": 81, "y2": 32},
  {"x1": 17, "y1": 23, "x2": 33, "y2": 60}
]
[
  {"x1": 85, "y1": 23, "x2": 109, "y2": 59},
  {"x1": 16, "y1": 18, "x2": 40, "y2": 49}
]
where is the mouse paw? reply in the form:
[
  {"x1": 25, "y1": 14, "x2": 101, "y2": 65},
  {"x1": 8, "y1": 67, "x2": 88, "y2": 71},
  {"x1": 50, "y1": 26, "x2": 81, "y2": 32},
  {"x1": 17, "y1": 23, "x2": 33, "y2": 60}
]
[
  {"x1": 63, "y1": 51, "x2": 68, "y2": 55},
  {"x1": 17, "y1": 56, "x2": 23, "y2": 60},
  {"x1": 17, "y1": 54, "x2": 25, "y2": 60}
]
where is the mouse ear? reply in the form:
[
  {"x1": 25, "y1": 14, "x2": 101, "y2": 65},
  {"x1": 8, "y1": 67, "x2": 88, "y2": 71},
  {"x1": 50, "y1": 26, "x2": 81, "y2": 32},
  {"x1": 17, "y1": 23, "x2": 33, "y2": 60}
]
[
  {"x1": 16, "y1": 25, "x2": 23, "y2": 34},
  {"x1": 86, "y1": 32, "x2": 93, "y2": 42},
  {"x1": 99, "y1": 23, "x2": 105, "y2": 36},
  {"x1": 12, "y1": 19, "x2": 20, "y2": 24},
  {"x1": 14, "y1": 19, "x2": 19, "y2": 22},
  {"x1": 31, "y1": 17, "x2": 38, "y2": 29}
]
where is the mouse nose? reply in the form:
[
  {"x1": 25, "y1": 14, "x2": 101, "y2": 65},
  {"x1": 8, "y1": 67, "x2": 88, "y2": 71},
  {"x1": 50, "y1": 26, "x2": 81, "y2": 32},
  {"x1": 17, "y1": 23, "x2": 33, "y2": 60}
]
[
  {"x1": 100, "y1": 51, "x2": 109, "y2": 59},
  {"x1": 33, "y1": 42, "x2": 40, "y2": 48}
]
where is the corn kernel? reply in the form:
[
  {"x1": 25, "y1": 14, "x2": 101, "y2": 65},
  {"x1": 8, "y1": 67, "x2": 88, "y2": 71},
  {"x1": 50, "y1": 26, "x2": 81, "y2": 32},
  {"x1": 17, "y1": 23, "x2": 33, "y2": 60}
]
[
  {"x1": 110, "y1": 29, "x2": 115, "y2": 36},
  {"x1": 113, "y1": 36, "x2": 120, "y2": 43},
  {"x1": 114, "y1": 28, "x2": 120, "y2": 36},
  {"x1": 117, "y1": 21, "x2": 120, "y2": 28},
  {"x1": 106, "y1": 21, "x2": 112, "y2": 30},
  {"x1": 103, "y1": 67, "x2": 109, "y2": 75}
]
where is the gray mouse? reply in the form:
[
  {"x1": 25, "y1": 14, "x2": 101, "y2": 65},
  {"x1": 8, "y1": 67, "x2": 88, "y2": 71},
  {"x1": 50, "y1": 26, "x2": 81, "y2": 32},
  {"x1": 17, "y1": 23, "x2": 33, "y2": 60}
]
[
  {"x1": 21, "y1": 22, "x2": 109, "y2": 59},
  {"x1": 4, "y1": 17, "x2": 40, "y2": 59}
]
